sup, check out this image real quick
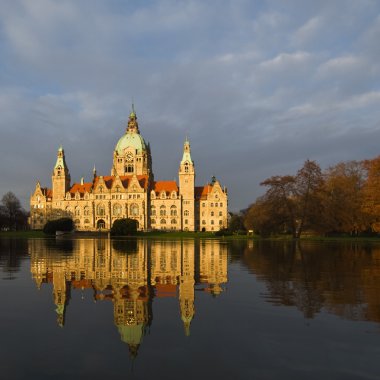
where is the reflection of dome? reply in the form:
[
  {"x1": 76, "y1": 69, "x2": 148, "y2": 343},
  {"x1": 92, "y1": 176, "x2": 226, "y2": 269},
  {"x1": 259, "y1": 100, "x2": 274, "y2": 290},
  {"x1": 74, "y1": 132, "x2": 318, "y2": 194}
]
[
  {"x1": 115, "y1": 133, "x2": 146, "y2": 155},
  {"x1": 117, "y1": 323, "x2": 144, "y2": 357}
]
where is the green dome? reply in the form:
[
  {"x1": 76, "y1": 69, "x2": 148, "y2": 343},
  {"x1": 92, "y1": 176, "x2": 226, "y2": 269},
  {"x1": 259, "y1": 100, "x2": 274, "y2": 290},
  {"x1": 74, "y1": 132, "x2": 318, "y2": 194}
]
[{"x1": 115, "y1": 132, "x2": 146, "y2": 154}]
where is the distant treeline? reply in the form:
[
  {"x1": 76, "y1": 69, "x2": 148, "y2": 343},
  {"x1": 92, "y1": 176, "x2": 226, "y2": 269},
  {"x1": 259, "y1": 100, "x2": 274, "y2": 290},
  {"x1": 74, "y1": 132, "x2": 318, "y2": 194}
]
[
  {"x1": 242, "y1": 157, "x2": 380, "y2": 237},
  {"x1": 0, "y1": 192, "x2": 29, "y2": 231}
]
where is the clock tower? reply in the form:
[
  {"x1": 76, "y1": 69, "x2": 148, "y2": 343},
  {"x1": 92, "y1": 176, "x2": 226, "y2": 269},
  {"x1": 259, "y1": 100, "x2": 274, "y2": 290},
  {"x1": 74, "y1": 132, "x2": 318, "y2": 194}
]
[{"x1": 112, "y1": 107, "x2": 152, "y2": 177}]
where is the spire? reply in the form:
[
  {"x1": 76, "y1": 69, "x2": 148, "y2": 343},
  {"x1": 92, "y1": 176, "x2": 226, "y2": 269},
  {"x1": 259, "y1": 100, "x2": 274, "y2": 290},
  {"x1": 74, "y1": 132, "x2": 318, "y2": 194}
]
[
  {"x1": 126, "y1": 104, "x2": 139, "y2": 133},
  {"x1": 54, "y1": 145, "x2": 66, "y2": 169},
  {"x1": 181, "y1": 137, "x2": 193, "y2": 165},
  {"x1": 93, "y1": 164, "x2": 97, "y2": 178}
]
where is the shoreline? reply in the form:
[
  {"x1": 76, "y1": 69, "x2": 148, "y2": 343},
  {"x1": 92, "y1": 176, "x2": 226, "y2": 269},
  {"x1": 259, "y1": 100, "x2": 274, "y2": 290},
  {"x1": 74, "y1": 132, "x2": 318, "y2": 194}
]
[{"x1": 2, "y1": 230, "x2": 380, "y2": 242}]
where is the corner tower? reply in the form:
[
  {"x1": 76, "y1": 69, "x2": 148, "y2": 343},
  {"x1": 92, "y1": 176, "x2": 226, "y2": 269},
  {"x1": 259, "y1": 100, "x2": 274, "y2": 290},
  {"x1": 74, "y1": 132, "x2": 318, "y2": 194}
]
[
  {"x1": 52, "y1": 146, "x2": 71, "y2": 201},
  {"x1": 179, "y1": 138, "x2": 195, "y2": 231},
  {"x1": 112, "y1": 106, "x2": 152, "y2": 177}
]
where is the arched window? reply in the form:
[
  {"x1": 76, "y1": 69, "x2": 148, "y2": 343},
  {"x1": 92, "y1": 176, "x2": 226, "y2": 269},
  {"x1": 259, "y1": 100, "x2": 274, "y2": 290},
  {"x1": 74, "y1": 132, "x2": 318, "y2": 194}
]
[
  {"x1": 160, "y1": 205, "x2": 166, "y2": 216},
  {"x1": 160, "y1": 219, "x2": 166, "y2": 224},
  {"x1": 170, "y1": 205, "x2": 177, "y2": 216},
  {"x1": 84, "y1": 219, "x2": 90, "y2": 224},
  {"x1": 151, "y1": 219, "x2": 156, "y2": 224},
  {"x1": 84, "y1": 206, "x2": 90, "y2": 216},
  {"x1": 130, "y1": 203, "x2": 139, "y2": 216},
  {"x1": 184, "y1": 210, "x2": 189, "y2": 216},
  {"x1": 171, "y1": 219, "x2": 176, "y2": 224},
  {"x1": 75, "y1": 206, "x2": 80, "y2": 216},
  {"x1": 126, "y1": 164, "x2": 134, "y2": 173},
  {"x1": 113, "y1": 203, "x2": 122, "y2": 216},
  {"x1": 151, "y1": 206, "x2": 156, "y2": 216},
  {"x1": 97, "y1": 204, "x2": 105, "y2": 216},
  {"x1": 184, "y1": 162, "x2": 189, "y2": 173}
]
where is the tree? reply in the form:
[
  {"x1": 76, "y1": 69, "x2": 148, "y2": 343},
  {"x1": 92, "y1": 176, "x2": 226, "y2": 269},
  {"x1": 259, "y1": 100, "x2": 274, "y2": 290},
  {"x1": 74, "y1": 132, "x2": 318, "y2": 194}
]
[
  {"x1": 228, "y1": 213, "x2": 246, "y2": 233},
  {"x1": 362, "y1": 156, "x2": 380, "y2": 232},
  {"x1": 110, "y1": 218, "x2": 138, "y2": 236},
  {"x1": 259, "y1": 175, "x2": 298, "y2": 237},
  {"x1": 323, "y1": 161, "x2": 368, "y2": 235},
  {"x1": 294, "y1": 160, "x2": 324, "y2": 237},
  {"x1": 0, "y1": 192, "x2": 26, "y2": 230},
  {"x1": 43, "y1": 218, "x2": 74, "y2": 235}
]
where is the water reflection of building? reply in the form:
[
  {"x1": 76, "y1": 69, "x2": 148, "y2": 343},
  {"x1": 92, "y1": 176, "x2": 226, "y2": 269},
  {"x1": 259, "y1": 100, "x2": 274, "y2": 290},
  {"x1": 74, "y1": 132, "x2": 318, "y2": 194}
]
[{"x1": 28, "y1": 239, "x2": 228, "y2": 356}]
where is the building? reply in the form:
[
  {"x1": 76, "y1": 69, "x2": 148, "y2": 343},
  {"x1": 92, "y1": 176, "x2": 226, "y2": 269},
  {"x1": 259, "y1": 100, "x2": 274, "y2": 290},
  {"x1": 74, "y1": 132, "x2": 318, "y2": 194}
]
[{"x1": 30, "y1": 108, "x2": 228, "y2": 231}]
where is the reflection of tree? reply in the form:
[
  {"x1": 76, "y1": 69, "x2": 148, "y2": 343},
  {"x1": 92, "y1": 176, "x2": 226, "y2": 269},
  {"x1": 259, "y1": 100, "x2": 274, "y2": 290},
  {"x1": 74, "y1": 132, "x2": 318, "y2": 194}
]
[
  {"x1": 0, "y1": 239, "x2": 29, "y2": 280},
  {"x1": 242, "y1": 241, "x2": 380, "y2": 323}
]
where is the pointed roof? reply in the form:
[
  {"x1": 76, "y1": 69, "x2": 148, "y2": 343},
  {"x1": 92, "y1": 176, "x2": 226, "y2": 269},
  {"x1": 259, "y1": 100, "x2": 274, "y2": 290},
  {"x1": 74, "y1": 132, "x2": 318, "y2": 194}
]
[
  {"x1": 153, "y1": 180, "x2": 178, "y2": 194},
  {"x1": 181, "y1": 138, "x2": 193, "y2": 165}
]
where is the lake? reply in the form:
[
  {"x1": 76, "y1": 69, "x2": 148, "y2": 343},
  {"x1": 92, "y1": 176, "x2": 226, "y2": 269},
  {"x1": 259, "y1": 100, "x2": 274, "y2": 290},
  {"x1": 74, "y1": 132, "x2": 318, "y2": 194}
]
[{"x1": 1, "y1": 238, "x2": 380, "y2": 379}]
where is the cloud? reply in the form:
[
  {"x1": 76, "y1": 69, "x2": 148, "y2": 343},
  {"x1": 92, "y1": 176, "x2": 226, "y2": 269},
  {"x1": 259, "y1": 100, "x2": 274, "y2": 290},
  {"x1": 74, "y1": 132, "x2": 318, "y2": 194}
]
[{"x1": 0, "y1": 0, "x2": 380, "y2": 211}]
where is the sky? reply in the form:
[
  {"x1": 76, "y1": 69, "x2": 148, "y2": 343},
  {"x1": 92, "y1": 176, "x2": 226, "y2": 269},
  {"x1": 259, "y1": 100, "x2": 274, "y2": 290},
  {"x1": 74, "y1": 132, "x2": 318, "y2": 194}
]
[{"x1": 0, "y1": 0, "x2": 380, "y2": 211}]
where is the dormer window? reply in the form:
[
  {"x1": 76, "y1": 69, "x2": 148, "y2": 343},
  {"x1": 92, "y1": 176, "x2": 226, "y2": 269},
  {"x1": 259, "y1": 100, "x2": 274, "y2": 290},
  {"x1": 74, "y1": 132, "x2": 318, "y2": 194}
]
[{"x1": 160, "y1": 191, "x2": 166, "y2": 199}]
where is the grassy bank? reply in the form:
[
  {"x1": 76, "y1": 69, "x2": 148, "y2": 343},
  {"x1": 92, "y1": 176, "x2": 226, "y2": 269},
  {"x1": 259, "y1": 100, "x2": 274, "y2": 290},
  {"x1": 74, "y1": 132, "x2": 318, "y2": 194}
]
[
  {"x1": 2, "y1": 230, "x2": 380, "y2": 242},
  {"x1": 0, "y1": 230, "x2": 45, "y2": 238}
]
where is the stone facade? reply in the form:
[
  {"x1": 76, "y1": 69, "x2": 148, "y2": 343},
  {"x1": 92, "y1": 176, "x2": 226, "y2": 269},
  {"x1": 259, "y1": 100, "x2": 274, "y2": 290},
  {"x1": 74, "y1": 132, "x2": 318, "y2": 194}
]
[{"x1": 30, "y1": 110, "x2": 228, "y2": 231}]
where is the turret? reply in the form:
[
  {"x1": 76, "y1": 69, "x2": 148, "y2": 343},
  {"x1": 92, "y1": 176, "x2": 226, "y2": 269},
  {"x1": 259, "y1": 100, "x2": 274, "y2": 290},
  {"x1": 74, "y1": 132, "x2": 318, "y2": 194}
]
[
  {"x1": 179, "y1": 138, "x2": 195, "y2": 231},
  {"x1": 52, "y1": 145, "x2": 71, "y2": 201}
]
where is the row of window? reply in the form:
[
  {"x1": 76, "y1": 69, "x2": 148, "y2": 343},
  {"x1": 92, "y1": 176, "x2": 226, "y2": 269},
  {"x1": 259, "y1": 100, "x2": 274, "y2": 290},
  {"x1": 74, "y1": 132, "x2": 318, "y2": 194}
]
[
  {"x1": 66, "y1": 204, "x2": 140, "y2": 217},
  {"x1": 202, "y1": 220, "x2": 223, "y2": 225},
  {"x1": 151, "y1": 219, "x2": 178, "y2": 225},
  {"x1": 151, "y1": 219, "x2": 190, "y2": 225},
  {"x1": 95, "y1": 194, "x2": 142, "y2": 200},
  {"x1": 151, "y1": 192, "x2": 177, "y2": 200},
  {"x1": 202, "y1": 211, "x2": 223, "y2": 217},
  {"x1": 202, "y1": 202, "x2": 223, "y2": 207}
]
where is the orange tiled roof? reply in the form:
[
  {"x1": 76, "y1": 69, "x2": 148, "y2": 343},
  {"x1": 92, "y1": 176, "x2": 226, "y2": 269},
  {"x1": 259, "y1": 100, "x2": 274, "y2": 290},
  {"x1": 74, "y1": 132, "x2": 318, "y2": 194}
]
[
  {"x1": 154, "y1": 283, "x2": 177, "y2": 298},
  {"x1": 70, "y1": 174, "x2": 150, "y2": 194},
  {"x1": 93, "y1": 174, "x2": 150, "y2": 190},
  {"x1": 153, "y1": 181, "x2": 178, "y2": 194},
  {"x1": 195, "y1": 185, "x2": 212, "y2": 199},
  {"x1": 70, "y1": 183, "x2": 92, "y2": 195}
]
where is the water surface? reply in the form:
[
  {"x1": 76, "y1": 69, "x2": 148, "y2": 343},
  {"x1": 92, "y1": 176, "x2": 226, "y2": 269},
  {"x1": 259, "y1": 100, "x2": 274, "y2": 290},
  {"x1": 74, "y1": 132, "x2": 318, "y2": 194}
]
[{"x1": 1, "y1": 238, "x2": 380, "y2": 379}]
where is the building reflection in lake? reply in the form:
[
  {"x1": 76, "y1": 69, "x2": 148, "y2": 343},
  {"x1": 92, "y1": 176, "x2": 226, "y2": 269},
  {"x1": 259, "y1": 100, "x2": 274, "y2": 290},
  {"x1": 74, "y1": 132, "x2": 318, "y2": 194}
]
[{"x1": 28, "y1": 239, "x2": 228, "y2": 356}]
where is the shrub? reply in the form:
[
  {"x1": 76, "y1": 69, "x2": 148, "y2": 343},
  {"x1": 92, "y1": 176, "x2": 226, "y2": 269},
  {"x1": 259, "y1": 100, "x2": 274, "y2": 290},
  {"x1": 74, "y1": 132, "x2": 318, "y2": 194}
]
[
  {"x1": 214, "y1": 228, "x2": 233, "y2": 237},
  {"x1": 111, "y1": 218, "x2": 138, "y2": 236},
  {"x1": 43, "y1": 218, "x2": 74, "y2": 235}
]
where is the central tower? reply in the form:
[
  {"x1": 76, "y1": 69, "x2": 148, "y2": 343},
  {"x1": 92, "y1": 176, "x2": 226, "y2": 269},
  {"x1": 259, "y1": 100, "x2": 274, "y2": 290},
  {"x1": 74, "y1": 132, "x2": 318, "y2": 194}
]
[{"x1": 112, "y1": 107, "x2": 152, "y2": 177}]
